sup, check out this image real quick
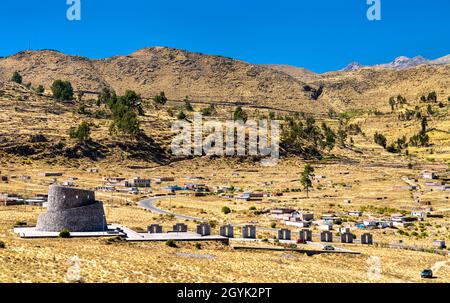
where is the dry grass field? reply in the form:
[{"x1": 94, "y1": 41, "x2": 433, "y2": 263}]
[
  {"x1": 1, "y1": 156, "x2": 449, "y2": 283},
  {"x1": 0, "y1": 55, "x2": 449, "y2": 283},
  {"x1": 1, "y1": 205, "x2": 449, "y2": 283}
]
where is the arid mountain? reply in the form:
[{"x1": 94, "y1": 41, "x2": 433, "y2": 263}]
[
  {"x1": 377, "y1": 56, "x2": 428, "y2": 69},
  {"x1": 431, "y1": 54, "x2": 450, "y2": 65},
  {"x1": 338, "y1": 54, "x2": 450, "y2": 72},
  {"x1": 339, "y1": 62, "x2": 365, "y2": 72},
  {"x1": 262, "y1": 64, "x2": 317, "y2": 82},
  {"x1": 0, "y1": 47, "x2": 449, "y2": 115},
  {"x1": 0, "y1": 47, "x2": 327, "y2": 114},
  {"x1": 315, "y1": 64, "x2": 450, "y2": 112}
]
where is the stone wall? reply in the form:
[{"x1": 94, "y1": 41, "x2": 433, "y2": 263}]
[
  {"x1": 36, "y1": 185, "x2": 107, "y2": 232},
  {"x1": 46, "y1": 186, "x2": 95, "y2": 211}
]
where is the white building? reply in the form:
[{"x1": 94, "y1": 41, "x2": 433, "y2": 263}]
[
  {"x1": 125, "y1": 177, "x2": 151, "y2": 188},
  {"x1": 422, "y1": 171, "x2": 437, "y2": 180}
]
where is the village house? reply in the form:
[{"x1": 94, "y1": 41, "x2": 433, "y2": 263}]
[
  {"x1": 432, "y1": 240, "x2": 446, "y2": 249},
  {"x1": 165, "y1": 185, "x2": 187, "y2": 192},
  {"x1": 363, "y1": 220, "x2": 378, "y2": 228},
  {"x1": 125, "y1": 177, "x2": 151, "y2": 188},
  {"x1": 319, "y1": 224, "x2": 333, "y2": 231},
  {"x1": 87, "y1": 168, "x2": 99, "y2": 173},
  {"x1": 339, "y1": 227, "x2": 351, "y2": 234},
  {"x1": 422, "y1": 171, "x2": 437, "y2": 180},
  {"x1": 269, "y1": 209, "x2": 315, "y2": 226},
  {"x1": 347, "y1": 211, "x2": 362, "y2": 217},
  {"x1": 62, "y1": 181, "x2": 76, "y2": 187},
  {"x1": 214, "y1": 185, "x2": 235, "y2": 193},
  {"x1": 36, "y1": 194, "x2": 48, "y2": 200},
  {"x1": 392, "y1": 221, "x2": 414, "y2": 228},
  {"x1": 128, "y1": 187, "x2": 140, "y2": 195},
  {"x1": 185, "y1": 183, "x2": 210, "y2": 192},
  {"x1": 96, "y1": 185, "x2": 116, "y2": 192},
  {"x1": 378, "y1": 221, "x2": 393, "y2": 229},
  {"x1": 153, "y1": 177, "x2": 175, "y2": 184},
  {"x1": 0, "y1": 194, "x2": 24, "y2": 206},
  {"x1": 235, "y1": 192, "x2": 264, "y2": 202},
  {"x1": 285, "y1": 221, "x2": 311, "y2": 228},
  {"x1": 218, "y1": 193, "x2": 234, "y2": 199},
  {"x1": 270, "y1": 208, "x2": 295, "y2": 218},
  {"x1": 39, "y1": 172, "x2": 63, "y2": 177},
  {"x1": 24, "y1": 197, "x2": 47, "y2": 206},
  {"x1": 184, "y1": 176, "x2": 205, "y2": 181},
  {"x1": 322, "y1": 214, "x2": 342, "y2": 225},
  {"x1": 430, "y1": 184, "x2": 450, "y2": 192},
  {"x1": 297, "y1": 212, "x2": 314, "y2": 221},
  {"x1": 391, "y1": 214, "x2": 418, "y2": 223},
  {"x1": 2, "y1": 193, "x2": 47, "y2": 207},
  {"x1": 187, "y1": 191, "x2": 207, "y2": 197},
  {"x1": 105, "y1": 177, "x2": 126, "y2": 184},
  {"x1": 410, "y1": 211, "x2": 427, "y2": 219},
  {"x1": 394, "y1": 185, "x2": 417, "y2": 191}
]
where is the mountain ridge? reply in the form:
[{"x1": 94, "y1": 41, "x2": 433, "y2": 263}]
[
  {"x1": 0, "y1": 47, "x2": 449, "y2": 115},
  {"x1": 337, "y1": 54, "x2": 450, "y2": 72},
  {"x1": 0, "y1": 47, "x2": 329, "y2": 113}
]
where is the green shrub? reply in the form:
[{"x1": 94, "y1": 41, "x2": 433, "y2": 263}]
[
  {"x1": 51, "y1": 80, "x2": 74, "y2": 101},
  {"x1": 270, "y1": 222, "x2": 277, "y2": 228},
  {"x1": 153, "y1": 91, "x2": 168, "y2": 105},
  {"x1": 201, "y1": 105, "x2": 216, "y2": 116},
  {"x1": 59, "y1": 229, "x2": 71, "y2": 238},
  {"x1": 35, "y1": 85, "x2": 45, "y2": 94},
  {"x1": 184, "y1": 97, "x2": 193, "y2": 111},
  {"x1": 233, "y1": 106, "x2": 248, "y2": 122},
  {"x1": 108, "y1": 90, "x2": 142, "y2": 136},
  {"x1": 374, "y1": 132, "x2": 387, "y2": 148},
  {"x1": 177, "y1": 111, "x2": 186, "y2": 120},
  {"x1": 166, "y1": 239, "x2": 177, "y2": 248},
  {"x1": 69, "y1": 122, "x2": 91, "y2": 142},
  {"x1": 221, "y1": 206, "x2": 232, "y2": 215},
  {"x1": 11, "y1": 71, "x2": 22, "y2": 84},
  {"x1": 0, "y1": 240, "x2": 5, "y2": 249}
]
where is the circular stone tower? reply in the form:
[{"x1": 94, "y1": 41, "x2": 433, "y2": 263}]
[{"x1": 36, "y1": 185, "x2": 107, "y2": 232}]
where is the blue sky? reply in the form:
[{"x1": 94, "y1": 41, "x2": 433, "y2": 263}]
[{"x1": 0, "y1": 0, "x2": 449, "y2": 73}]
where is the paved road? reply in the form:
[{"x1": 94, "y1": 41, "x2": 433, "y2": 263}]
[
  {"x1": 138, "y1": 196, "x2": 277, "y2": 232},
  {"x1": 138, "y1": 197, "x2": 208, "y2": 222}
]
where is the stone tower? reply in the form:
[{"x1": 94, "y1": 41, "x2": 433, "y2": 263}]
[{"x1": 36, "y1": 185, "x2": 107, "y2": 232}]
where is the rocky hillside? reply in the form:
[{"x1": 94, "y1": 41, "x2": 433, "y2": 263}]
[
  {"x1": 262, "y1": 64, "x2": 317, "y2": 82},
  {"x1": 0, "y1": 47, "x2": 327, "y2": 114},
  {"x1": 315, "y1": 64, "x2": 450, "y2": 112},
  {"x1": 0, "y1": 47, "x2": 449, "y2": 116}
]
